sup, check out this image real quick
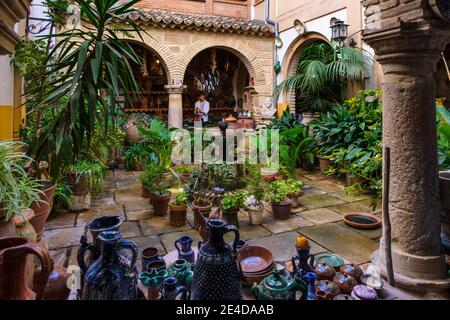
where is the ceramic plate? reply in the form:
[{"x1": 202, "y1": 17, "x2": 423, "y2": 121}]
[{"x1": 315, "y1": 253, "x2": 345, "y2": 269}]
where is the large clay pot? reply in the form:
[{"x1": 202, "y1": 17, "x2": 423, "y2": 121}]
[
  {"x1": 318, "y1": 157, "x2": 332, "y2": 173},
  {"x1": 67, "y1": 173, "x2": 90, "y2": 196},
  {"x1": 191, "y1": 219, "x2": 243, "y2": 300},
  {"x1": 150, "y1": 192, "x2": 172, "y2": 216},
  {"x1": 77, "y1": 215, "x2": 123, "y2": 273},
  {"x1": 82, "y1": 231, "x2": 138, "y2": 300},
  {"x1": 271, "y1": 200, "x2": 291, "y2": 220},
  {"x1": 29, "y1": 181, "x2": 57, "y2": 241},
  {"x1": 0, "y1": 236, "x2": 51, "y2": 300}
]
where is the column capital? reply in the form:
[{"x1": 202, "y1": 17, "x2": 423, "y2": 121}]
[
  {"x1": 164, "y1": 85, "x2": 187, "y2": 95},
  {"x1": 363, "y1": 21, "x2": 449, "y2": 74}
]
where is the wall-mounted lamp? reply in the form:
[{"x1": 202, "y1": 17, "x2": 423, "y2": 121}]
[
  {"x1": 330, "y1": 19, "x2": 349, "y2": 46},
  {"x1": 294, "y1": 19, "x2": 306, "y2": 35}
]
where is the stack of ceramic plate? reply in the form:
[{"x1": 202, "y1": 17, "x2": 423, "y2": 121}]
[{"x1": 237, "y1": 245, "x2": 274, "y2": 286}]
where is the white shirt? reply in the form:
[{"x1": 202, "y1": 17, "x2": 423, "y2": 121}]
[{"x1": 195, "y1": 100, "x2": 210, "y2": 122}]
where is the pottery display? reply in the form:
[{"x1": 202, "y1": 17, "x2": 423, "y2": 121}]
[
  {"x1": 142, "y1": 247, "x2": 165, "y2": 272},
  {"x1": 316, "y1": 280, "x2": 340, "y2": 298},
  {"x1": 160, "y1": 276, "x2": 188, "y2": 300},
  {"x1": 333, "y1": 273, "x2": 358, "y2": 294},
  {"x1": 191, "y1": 219, "x2": 243, "y2": 300},
  {"x1": 251, "y1": 269, "x2": 295, "y2": 300},
  {"x1": 167, "y1": 259, "x2": 193, "y2": 288},
  {"x1": 77, "y1": 215, "x2": 123, "y2": 273},
  {"x1": 339, "y1": 263, "x2": 363, "y2": 282},
  {"x1": 351, "y1": 284, "x2": 378, "y2": 300},
  {"x1": 0, "y1": 236, "x2": 52, "y2": 300},
  {"x1": 315, "y1": 253, "x2": 345, "y2": 270},
  {"x1": 82, "y1": 231, "x2": 138, "y2": 300},
  {"x1": 175, "y1": 235, "x2": 195, "y2": 264},
  {"x1": 291, "y1": 237, "x2": 315, "y2": 276},
  {"x1": 29, "y1": 181, "x2": 57, "y2": 241},
  {"x1": 305, "y1": 272, "x2": 317, "y2": 300},
  {"x1": 237, "y1": 245, "x2": 273, "y2": 273},
  {"x1": 315, "y1": 261, "x2": 336, "y2": 280}
]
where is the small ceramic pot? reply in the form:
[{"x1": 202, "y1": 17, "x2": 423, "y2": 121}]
[
  {"x1": 168, "y1": 259, "x2": 193, "y2": 288},
  {"x1": 251, "y1": 269, "x2": 295, "y2": 300},
  {"x1": 315, "y1": 289, "x2": 333, "y2": 300},
  {"x1": 160, "y1": 277, "x2": 188, "y2": 300},
  {"x1": 339, "y1": 263, "x2": 363, "y2": 282},
  {"x1": 316, "y1": 280, "x2": 340, "y2": 298},
  {"x1": 351, "y1": 284, "x2": 378, "y2": 300},
  {"x1": 174, "y1": 236, "x2": 195, "y2": 264},
  {"x1": 146, "y1": 260, "x2": 167, "y2": 273},
  {"x1": 333, "y1": 273, "x2": 357, "y2": 294},
  {"x1": 142, "y1": 247, "x2": 165, "y2": 272},
  {"x1": 315, "y1": 262, "x2": 336, "y2": 280}
]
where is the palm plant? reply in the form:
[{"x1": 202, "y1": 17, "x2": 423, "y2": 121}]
[
  {"x1": 278, "y1": 43, "x2": 371, "y2": 113},
  {"x1": 27, "y1": 0, "x2": 145, "y2": 178}
]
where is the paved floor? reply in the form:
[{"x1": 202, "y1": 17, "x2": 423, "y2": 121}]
[{"x1": 3, "y1": 168, "x2": 444, "y2": 299}]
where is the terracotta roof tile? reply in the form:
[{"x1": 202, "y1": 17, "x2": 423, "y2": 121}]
[{"x1": 118, "y1": 8, "x2": 274, "y2": 35}]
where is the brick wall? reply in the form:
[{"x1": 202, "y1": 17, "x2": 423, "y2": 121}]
[
  {"x1": 363, "y1": 0, "x2": 438, "y2": 29},
  {"x1": 135, "y1": 0, "x2": 250, "y2": 18}
]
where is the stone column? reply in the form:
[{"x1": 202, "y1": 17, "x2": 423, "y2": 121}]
[
  {"x1": 363, "y1": 21, "x2": 450, "y2": 292},
  {"x1": 165, "y1": 85, "x2": 186, "y2": 129}
]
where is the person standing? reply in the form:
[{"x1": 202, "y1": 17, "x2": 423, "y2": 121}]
[{"x1": 194, "y1": 92, "x2": 210, "y2": 123}]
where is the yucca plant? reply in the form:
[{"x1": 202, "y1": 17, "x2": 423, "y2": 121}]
[
  {"x1": 0, "y1": 142, "x2": 43, "y2": 221},
  {"x1": 27, "y1": 0, "x2": 146, "y2": 179},
  {"x1": 277, "y1": 43, "x2": 371, "y2": 113}
]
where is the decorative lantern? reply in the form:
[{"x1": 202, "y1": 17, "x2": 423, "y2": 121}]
[
  {"x1": 330, "y1": 19, "x2": 349, "y2": 45},
  {"x1": 274, "y1": 61, "x2": 281, "y2": 74}
]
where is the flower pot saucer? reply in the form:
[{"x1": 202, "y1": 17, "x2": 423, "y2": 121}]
[{"x1": 343, "y1": 213, "x2": 381, "y2": 230}]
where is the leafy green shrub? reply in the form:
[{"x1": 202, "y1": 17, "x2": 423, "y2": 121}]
[
  {"x1": 139, "y1": 162, "x2": 169, "y2": 196},
  {"x1": 221, "y1": 191, "x2": 247, "y2": 211}
]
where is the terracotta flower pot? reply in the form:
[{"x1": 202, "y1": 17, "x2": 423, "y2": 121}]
[
  {"x1": 115, "y1": 157, "x2": 125, "y2": 169},
  {"x1": 134, "y1": 161, "x2": 144, "y2": 171},
  {"x1": 29, "y1": 182, "x2": 57, "y2": 241},
  {"x1": 261, "y1": 167, "x2": 277, "y2": 182},
  {"x1": 169, "y1": 203, "x2": 187, "y2": 227},
  {"x1": 192, "y1": 200, "x2": 212, "y2": 229},
  {"x1": 142, "y1": 184, "x2": 150, "y2": 198},
  {"x1": 318, "y1": 157, "x2": 332, "y2": 173},
  {"x1": 271, "y1": 200, "x2": 291, "y2": 220},
  {"x1": 222, "y1": 207, "x2": 239, "y2": 227},
  {"x1": 150, "y1": 192, "x2": 172, "y2": 216}
]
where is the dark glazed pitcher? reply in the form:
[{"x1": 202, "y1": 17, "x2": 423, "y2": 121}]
[
  {"x1": 175, "y1": 235, "x2": 195, "y2": 264},
  {"x1": 191, "y1": 219, "x2": 243, "y2": 300},
  {"x1": 77, "y1": 215, "x2": 122, "y2": 273},
  {"x1": 82, "y1": 231, "x2": 138, "y2": 300},
  {"x1": 0, "y1": 237, "x2": 51, "y2": 300}
]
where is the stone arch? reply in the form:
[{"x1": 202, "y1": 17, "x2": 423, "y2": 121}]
[
  {"x1": 121, "y1": 33, "x2": 177, "y2": 83},
  {"x1": 281, "y1": 32, "x2": 330, "y2": 105},
  {"x1": 176, "y1": 38, "x2": 270, "y2": 96}
]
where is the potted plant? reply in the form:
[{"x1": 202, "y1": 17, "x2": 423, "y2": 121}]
[
  {"x1": 221, "y1": 191, "x2": 246, "y2": 227},
  {"x1": 0, "y1": 141, "x2": 44, "y2": 238},
  {"x1": 124, "y1": 142, "x2": 150, "y2": 171},
  {"x1": 286, "y1": 179, "x2": 303, "y2": 208},
  {"x1": 266, "y1": 180, "x2": 292, "y2": 220},
  {"x1": 139, "y1": 162, "x2": 171, "y2": 216},
  {"x1": 169, "y1": 192, "x2": 188, "y2": 227},
  {"x1": 175, "y1": 165, "x2": 193, "y2": 181},
  {"x1": 244, "y1": 165, "x2": 265, "y2": 225}
]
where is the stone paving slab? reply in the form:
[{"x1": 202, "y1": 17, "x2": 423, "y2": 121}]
[
  {"x1": 138, "y1": 216, "x2": 191, "y2": 236},
  {"x1": 115, "y1": 189, "x2": 142, "y2": 203},
  {"x1": 126, "y1": 208, "x2": 153, "y2": 221},
  {"x1": 298, "y1": 194, "x2": 347, "y2": 210},
  {"x1": 302, "y1": 187, "x2": 327, "y2": 196},
  {"x1": 43, "y1": 226, "x2": 85, "y2": 250},
  {"x1": 123, "y1": 198, "x2": 152, "y2": 213},
  {"x1": 116, "y1": 180, "x2": 140, "y2": 191},
  {"x1": 305, "y1": 179, "x2": 346, "y2": 192},
  {"x1": 247, "y1": 231, "x2": 327, "y2": 262},
  {"x1": 45, "y1": 212, "x2": 77, "y2": 230},
  {"x1": 299, "y1": 208, "x2": 343, "y2": 224},
  {"x1": 262, "y1": 215, "x2": 314, "y2": 234},
  {"x1": 327, "y1": 202, "x2": 373, "y2": 214},
  {"x1": 125, "y1": 235, "x2": 166, "y2": 257},
  {"x1": 302, "y1": 172, "x2": 328, "y2": 181},
  {"x1": 75, "y1": 203, "x2": 125, "y2": 226},
  {"x1": 299, "y1": 223, "x2": 379, "y2": 265},
  {"x1": 329, "y1": 190, "x2": 370, "y2": 202},
  {"x1": 224, "y1": 221, "x2": 271, "y2": 241},
  {"x1": 120, "y1": 221, "x2": 143, "y2": 238}
]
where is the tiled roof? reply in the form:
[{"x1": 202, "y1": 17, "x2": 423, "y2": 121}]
[{"x1": 118, "y1": 8, "x2": 274, "y2": 35}]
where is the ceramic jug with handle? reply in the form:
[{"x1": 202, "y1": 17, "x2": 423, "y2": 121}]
[{"x1": 0, "y1": 236, "x2": 51, "y2": 300}]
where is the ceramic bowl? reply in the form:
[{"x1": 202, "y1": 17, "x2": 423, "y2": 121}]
[
  {"x1": 315, "y1": 253, "x2": 345, "y2": 270},
  {"x1": 360, "y1": 273, "x2": 384, "y2": 291},
  {"x1": 237, "y1": 245, "x2": 273, "y2": 273},
  {"x1": 343, "y1": 213, "x2": 381, "y2": 230}
]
